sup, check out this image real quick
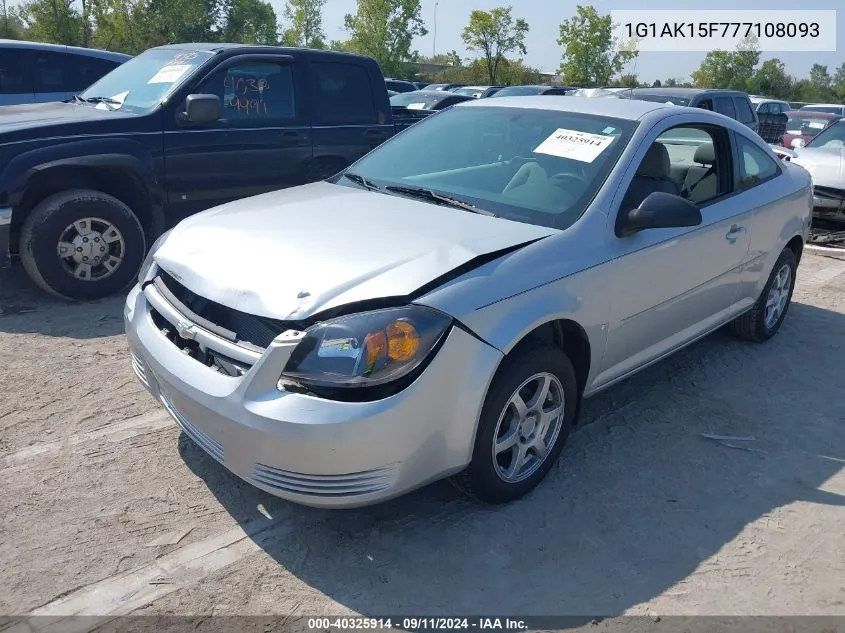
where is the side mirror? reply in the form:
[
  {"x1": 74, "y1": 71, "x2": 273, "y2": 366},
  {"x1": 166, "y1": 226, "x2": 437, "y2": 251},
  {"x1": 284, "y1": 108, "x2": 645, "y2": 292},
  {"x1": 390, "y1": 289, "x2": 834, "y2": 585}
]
[
  {"x1": 617, "y1": 192, "x2": 702, "y2": 236},
  {"x1": 180, "y1": 94, "x2": 222, "y2": 125},
  {"x1": 791, "y1": 137, "x2": 805, "y2": 149}
]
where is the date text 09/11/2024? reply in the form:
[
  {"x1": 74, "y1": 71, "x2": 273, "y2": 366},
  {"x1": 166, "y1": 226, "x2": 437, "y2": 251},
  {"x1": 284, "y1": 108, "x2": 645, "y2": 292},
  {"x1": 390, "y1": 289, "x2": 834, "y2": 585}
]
[
  {"x1": 623, "y1": 21, "x2": 820, "y2": 39},
  {"x1": 306, "y1": 618, "x2": 528, "y2": 631}
]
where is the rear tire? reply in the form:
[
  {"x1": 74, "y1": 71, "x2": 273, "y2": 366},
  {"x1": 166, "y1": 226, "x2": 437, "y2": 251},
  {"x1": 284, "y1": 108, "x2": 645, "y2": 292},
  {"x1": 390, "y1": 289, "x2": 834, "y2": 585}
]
[
  {"x1": 729, "y1": 247, "x2": 797, "y2": 342},
  {"x1": 451, "y1": 346, "x2": 579, "y2": 504},
  {"x1": 19, "y1": 189, "x2": 145, "y2": 301}
]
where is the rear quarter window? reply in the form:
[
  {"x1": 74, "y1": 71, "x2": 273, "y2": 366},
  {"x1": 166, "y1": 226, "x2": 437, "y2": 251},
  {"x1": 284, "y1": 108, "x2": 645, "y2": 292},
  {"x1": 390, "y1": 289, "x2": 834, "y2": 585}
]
[
  {"x1": 734, "y1": 97, "x2": 756, "y2": 125},
  {"x1": 715, "y1": 96, "x2": 737, "y2": 119},
  {"x1": 311, "y1": 61, "x2": 378, "y2": 125},
  {"x1": 0, "y1": 48, "x2": 35, "y2": 94}
]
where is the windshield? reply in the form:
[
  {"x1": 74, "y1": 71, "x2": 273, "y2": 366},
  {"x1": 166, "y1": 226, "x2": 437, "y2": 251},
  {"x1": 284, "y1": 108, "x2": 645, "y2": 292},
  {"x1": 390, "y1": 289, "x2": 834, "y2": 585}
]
[
  {"x1": 801, "y1": 105, "x2": 843, "y2": 114},
  {"x1": 492, "y1": 86, "x2": 545, "y2": 97},
  {"x1": 343, "y1": 105, "x2": 636, "y2": 230},
  {"x1": 786, "y1": 114, "x2": 831, "y2": 135},
  {"x1": 806, "y1": 120, "x2": 845, "y2": 148},
  {"x1": 390, "y1": 92, "x2": 443, "y2": 110},
  {"x1": 453, "y1": 87, "x2": 481, "y2": 96},
  {"x1": 79, "y1": 48, "x2": 213, "y2": 114}
]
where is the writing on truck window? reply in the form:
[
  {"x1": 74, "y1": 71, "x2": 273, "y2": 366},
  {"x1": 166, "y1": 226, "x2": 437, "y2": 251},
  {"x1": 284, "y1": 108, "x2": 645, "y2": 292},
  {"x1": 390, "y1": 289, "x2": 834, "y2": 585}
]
[{"x1": 224, "y1": 73, "x2": 271, "y2": 115}]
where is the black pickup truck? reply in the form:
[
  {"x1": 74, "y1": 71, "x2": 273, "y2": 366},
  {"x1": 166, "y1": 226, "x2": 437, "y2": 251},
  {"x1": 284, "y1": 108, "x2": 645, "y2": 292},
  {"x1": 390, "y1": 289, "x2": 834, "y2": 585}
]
[{"x1": 0, "y1": 43, "x2": 431, "y2": 300}]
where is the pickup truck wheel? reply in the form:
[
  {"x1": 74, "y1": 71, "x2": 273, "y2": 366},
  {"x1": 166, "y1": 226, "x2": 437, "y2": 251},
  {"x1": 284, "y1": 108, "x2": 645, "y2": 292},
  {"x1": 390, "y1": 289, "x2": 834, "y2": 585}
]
[
  {"x1": 729, "y1": 247, "x2": 797, "y2": 342},
  {"x1": 451, "y1": 346, "x2": 578, "y2": 504},
  {"x1": 19, "y1": 189, "x2": 145, "y2": 301}
]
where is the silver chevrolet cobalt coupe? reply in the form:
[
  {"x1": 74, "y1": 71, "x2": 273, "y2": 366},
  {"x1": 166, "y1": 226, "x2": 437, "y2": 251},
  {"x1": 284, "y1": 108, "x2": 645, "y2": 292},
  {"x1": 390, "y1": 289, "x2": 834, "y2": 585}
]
[{"x1": 126, "y1": 96, "x2": 812, "y2": 508}]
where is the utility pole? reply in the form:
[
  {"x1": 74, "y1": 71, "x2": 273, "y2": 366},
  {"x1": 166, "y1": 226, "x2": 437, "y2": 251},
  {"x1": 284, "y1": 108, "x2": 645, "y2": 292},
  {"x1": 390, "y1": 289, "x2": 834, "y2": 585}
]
[{"x1": 432, "y1": 0, "x2": 438, "y2": 58}]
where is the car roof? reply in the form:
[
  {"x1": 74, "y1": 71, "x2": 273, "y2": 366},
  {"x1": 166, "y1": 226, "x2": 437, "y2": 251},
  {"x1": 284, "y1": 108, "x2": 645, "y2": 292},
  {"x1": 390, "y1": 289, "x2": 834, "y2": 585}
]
[
  {"x1": 629, "y1": 87, "x2": 746, "y2": 98},
  {"x1": 801, "y1": 103, "x2": 844, "y2": 108},
  {"x1": 749, "y1": 96, "x2": 788, "y2": 103},
  {"x1": 150, "y1": 42, "x2": 374, "y2": 62},
  {"x1": 457, "y1": 95, "x2": 673, "y2": 120},
  {"x1": 0, "y1": 38, "x2": 131, "y2": 61},
  {"x1": 395, "y1": 90, "x2": 461, "y2": 99}
]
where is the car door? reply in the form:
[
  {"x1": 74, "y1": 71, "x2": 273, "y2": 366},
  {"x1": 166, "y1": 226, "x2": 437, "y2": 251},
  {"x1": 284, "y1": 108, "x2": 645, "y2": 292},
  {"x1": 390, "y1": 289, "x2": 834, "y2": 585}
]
[
  {"x1": 162, "y1": 54, "x2": 313, "y2": 222},
  {"x1": 0, "y1": 48, "x2": 35, "y2": 105},
  {"x1": 307, "y1": 59, "x2": 394, "y2": 173},
  {"x1": 729, "y1": 132, "x2": 792, "y2": 304},
  {"x1": 597, "y1": 120, "x2": 752, "y2": 385}
]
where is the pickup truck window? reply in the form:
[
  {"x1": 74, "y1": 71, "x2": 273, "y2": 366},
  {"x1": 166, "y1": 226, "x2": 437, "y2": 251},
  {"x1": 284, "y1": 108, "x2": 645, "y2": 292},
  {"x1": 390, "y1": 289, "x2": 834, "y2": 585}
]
[
  {"x1": 715, "y1": 96, "x2": 737, "y2": 119},
  {"x1": 78, "y1": 48, "x2": 214, "y2": 114},
  {"x1": 196, "y1": 61, "x2": 296, "y2": 122},
  {"x1": 311, "y1": 61, "x2": 378, "y2": 125},
  {"x1": 0, "y1": 49, "x2": 34, "y2": 94},
  {"x1": 35, "y1": 52, "x2": 67, "y2": 93}
]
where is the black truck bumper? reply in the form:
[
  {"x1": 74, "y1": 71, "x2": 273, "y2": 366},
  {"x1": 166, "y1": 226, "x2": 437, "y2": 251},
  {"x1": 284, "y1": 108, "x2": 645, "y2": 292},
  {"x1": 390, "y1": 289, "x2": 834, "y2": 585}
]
[{"x1": 0, "y1": 206, "x2": 11, "y2": 268}]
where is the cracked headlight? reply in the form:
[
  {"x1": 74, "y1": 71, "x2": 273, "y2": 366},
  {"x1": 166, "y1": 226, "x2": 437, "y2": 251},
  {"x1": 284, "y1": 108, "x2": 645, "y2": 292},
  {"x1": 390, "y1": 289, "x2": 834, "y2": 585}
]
[{"x1": 279, "y1": 305, "x2": 451, "y2": 391}]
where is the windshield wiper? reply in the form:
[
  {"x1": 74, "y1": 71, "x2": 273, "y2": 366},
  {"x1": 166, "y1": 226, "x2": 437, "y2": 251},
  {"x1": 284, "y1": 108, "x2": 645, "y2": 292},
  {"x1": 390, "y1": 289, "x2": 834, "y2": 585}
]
[
  {"x1": 384, "y1": 185, "x2": 497, "y2": 216},
  {"x1": 67, "y1": 94, "x2": 86, "y2": 105},
  {"x1": 343, "y1": 172, "x2": 381, "y2": 191},
  {"x1": 83, "y1": 96, "x2": 122, "y2": 110}
]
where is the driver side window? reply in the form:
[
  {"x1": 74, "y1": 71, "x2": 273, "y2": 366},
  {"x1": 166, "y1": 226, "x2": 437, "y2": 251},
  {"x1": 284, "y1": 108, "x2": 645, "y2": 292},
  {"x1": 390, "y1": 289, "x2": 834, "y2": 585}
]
[
  {"x1": 194, "y1": 61, "x2": 296, "y2": 124},
  {"x1": 620, "y1": 126, "x2": 724, "y2": 212}
]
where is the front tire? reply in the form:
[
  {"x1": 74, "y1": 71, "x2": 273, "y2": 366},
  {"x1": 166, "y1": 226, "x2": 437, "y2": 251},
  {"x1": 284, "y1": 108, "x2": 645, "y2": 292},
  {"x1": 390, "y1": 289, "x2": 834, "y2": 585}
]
[
  {"x1": 19, "y1": 189, "x2": 146, "y2": 301},
  {"x1": 729, "y1": 247, "x2": 797, "y2": 342},
  {"x1": 452, "y1": 346, "x2": 579, "y2": 504}
]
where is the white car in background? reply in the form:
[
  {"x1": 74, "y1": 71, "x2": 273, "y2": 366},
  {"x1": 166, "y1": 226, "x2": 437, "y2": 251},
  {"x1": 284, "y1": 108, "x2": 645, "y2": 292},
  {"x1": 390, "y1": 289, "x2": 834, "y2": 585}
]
[
  {"x1": 780, "y1": 118, "x2": 845, "y2": 222},
  {"x1": 800, "y1": 104, "x2": 845, "y2": 116}
]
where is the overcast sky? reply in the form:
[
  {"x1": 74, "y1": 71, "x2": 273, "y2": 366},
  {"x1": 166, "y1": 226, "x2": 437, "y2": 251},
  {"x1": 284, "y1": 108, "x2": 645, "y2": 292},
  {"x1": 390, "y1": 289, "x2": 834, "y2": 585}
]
[{"x1": 310, "y1": 0, "x2": 843, "y2": 83}]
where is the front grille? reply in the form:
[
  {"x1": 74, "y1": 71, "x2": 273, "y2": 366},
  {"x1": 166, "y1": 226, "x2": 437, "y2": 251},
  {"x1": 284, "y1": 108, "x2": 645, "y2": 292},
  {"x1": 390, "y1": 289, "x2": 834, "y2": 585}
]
[
  {"x1": 247, "y1": 463, "x2": 397, "y2": 498},
  {"x1": 156, "y1": 271, "x2": 293, "y2": 349},
  {"x1": 813, "y1": 185, "x2": 845, "y2": 201}
]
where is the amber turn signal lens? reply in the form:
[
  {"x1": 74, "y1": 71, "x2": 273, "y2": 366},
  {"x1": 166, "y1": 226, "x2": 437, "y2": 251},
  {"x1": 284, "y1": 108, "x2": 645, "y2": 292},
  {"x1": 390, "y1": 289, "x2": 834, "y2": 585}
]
[
  {"x1": 386, "y1": 319, "x2": 421, "y2": 361},
  {"x1": 363, "y1": 331, "x2": 388, "y2": 373}
]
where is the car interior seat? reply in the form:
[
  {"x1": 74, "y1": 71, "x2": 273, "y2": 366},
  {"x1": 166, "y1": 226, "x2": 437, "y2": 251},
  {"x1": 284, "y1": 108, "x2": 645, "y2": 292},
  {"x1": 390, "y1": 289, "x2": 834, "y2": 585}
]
[
  {"x1": 682, "y1": 142, "x2": 718, "y2": 202},
  {"x1": 621, "y1": 142, "x2": 680, "y2": 210}
]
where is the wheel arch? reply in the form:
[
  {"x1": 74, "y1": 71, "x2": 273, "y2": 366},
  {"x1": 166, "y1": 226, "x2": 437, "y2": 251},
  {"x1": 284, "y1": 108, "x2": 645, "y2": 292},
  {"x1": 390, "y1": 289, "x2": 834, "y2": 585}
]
[{"x1": 5, "y1": 145, "x2": 164, "y2": 252}]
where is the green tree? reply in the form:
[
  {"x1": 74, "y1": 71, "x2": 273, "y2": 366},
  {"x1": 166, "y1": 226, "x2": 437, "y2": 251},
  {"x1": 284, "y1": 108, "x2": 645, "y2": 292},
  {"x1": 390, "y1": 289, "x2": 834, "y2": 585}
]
[
  {"x1": 16, "y1": 0, "x2": 84, "y2": 45},
  {"x1": 460, "y1": 6, "x2": 528, "y2": 84},
  {"x1": 223, "y1": 0, "x2": 277, "y2": 44},
  {"x1": 1, "y1": 0, "x2": 26, "y2": 38},
  {"x1": 557, "y1": 5, "x2": 637, "y2": 87},
  {"x1": 343, "y1": 0, "x2": 427, "y2": 78},
  {"x1": 748, "y1": 58, "x2": 792, "y2": 99},
  {"x1": 88, "y1": 0, "x2": 146, "y2": 52},
  {"x1": 691, "y1": 37, "x2": 759, "y2": 90},
  {"x1": 832, "y1": 62, "x2": 845, "y2": 101},
  {"x1": 281, "y1": 0, "x2": 325, "y2": 48}
]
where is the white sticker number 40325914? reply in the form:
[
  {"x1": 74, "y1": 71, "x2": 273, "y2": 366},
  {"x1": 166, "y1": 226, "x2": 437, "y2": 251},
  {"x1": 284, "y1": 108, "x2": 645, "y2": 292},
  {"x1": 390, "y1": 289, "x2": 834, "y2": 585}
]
[{"x1": 533, "y1": 128, "x2": 615, "y2": 163}]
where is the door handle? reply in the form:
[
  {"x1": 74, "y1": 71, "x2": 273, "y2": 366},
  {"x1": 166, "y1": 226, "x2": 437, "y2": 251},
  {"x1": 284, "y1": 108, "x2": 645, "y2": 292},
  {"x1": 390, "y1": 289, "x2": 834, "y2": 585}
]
[
  {"x1": 362, "y1": 129, "x2": 387, "y2": 140},
  {"x1": 279, "y1": 131, "x2": 304, "y2": 145},
  {"x1": 725, "y1": 225, "x2": 746, "y2": 243}
]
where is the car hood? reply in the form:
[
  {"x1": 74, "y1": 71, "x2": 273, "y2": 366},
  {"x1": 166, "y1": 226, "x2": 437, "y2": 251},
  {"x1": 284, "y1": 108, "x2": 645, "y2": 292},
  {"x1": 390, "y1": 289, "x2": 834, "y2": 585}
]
[
  {"x1": 0, "y1": 101, "x2": 128, "y2": 135},
  {"x1": 792, "y1": 147, "x2": 845, "y2": 188},
  {"x1": 153, "y1": 181, "x2": 558, "y2": 321}
]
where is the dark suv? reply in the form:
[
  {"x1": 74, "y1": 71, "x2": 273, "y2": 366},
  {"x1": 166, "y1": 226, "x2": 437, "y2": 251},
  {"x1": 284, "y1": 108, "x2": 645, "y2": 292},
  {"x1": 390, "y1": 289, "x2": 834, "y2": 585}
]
[
  {"x1": 622, "y1": 88, "x2": 758, "y2": 129},
  {"x1": 0, "y1": 39, "x2": 130, "y2": 106}
]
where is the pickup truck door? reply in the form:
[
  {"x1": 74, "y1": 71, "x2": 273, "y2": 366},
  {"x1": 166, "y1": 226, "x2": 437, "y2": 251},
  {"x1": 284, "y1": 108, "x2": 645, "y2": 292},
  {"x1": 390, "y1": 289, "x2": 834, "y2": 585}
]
[
  {"x1": 307, "y1": 59, "x2": 395, "y2": 175},
  {"x1": 162, "y1": 54, "x2": 313, "y2": 222}
]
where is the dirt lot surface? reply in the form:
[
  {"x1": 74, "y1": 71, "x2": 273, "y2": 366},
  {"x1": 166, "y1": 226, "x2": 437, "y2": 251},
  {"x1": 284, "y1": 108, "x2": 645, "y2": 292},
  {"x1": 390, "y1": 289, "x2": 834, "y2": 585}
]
[{"x1": 2, "y1": 252, "x2": 845, "y2": 625}]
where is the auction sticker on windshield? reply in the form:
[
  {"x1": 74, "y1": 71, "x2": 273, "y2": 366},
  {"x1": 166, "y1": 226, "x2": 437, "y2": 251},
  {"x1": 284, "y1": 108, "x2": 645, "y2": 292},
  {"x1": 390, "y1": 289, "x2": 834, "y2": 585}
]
[
  {"x1": 148, "y1": 64, "x2": 191, "y2": 84},
  {"x1": 534, "y1": 128, "x2": 615, "y2": 163}
]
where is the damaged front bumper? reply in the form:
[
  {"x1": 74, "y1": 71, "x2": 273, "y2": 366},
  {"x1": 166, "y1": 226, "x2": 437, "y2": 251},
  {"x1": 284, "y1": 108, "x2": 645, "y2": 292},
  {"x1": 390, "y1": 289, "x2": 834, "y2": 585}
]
[{"x1": 812, "y1": 185, "x2": 845, "y2": 222}]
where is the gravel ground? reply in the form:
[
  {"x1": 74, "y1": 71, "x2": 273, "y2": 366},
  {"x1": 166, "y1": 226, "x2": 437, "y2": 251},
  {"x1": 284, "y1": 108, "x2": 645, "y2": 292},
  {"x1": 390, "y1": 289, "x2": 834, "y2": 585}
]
[{"x1": 1, "y1": 252, "x2": 845, "y2": 625}]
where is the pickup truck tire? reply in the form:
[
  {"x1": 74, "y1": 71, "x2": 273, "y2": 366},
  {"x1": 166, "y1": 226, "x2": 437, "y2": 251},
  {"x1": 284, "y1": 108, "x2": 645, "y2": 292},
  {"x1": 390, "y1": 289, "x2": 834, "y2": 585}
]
[
  {"x1": 451, "y1": 345, "x2": 578, "y2": 504},
  {"x1": 19, "y1": 189, "x2": 146, "y2": 301},
  {"x1": 729, "y1": 247, "x2": 797, "y2": 342}
]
